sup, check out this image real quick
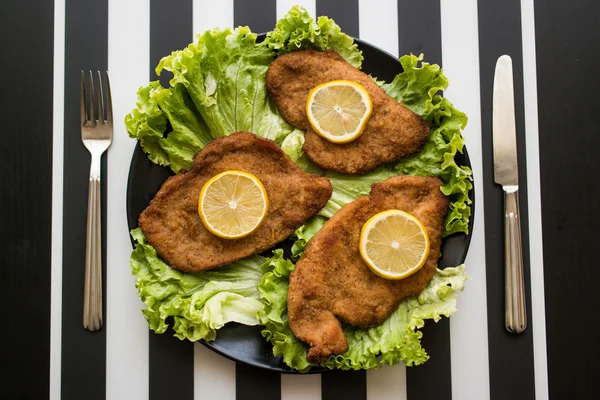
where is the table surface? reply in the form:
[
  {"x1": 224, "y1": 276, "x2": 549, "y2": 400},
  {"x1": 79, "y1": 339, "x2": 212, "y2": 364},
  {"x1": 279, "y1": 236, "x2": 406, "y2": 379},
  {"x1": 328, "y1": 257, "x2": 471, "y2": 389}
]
[{"x1": 2, "y1": 0, "x2": 598, "y2": 399}]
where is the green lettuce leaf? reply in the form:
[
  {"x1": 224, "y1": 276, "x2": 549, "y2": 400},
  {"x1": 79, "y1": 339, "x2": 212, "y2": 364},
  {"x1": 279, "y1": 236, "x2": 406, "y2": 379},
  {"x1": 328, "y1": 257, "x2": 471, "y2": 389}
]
[
  {"x1": 124, "y1": 81, "x2": 210, "y2": 172},
  {"x1": 257, "y1": 249, "x2": 469, "y2": 372},
  {"x1": 256, "y1": 250, "x2": 314, "y2": 373},
  {"x1": 264, "y1": 5, "x2": 363, "y2": 68},
  {"x1": 280, "y1": 129, "x2": 323, "y2": 175},
  {"x1": 319, "y1": 168, "x2": 398, "y2": 218},
  {"x1": 290, "y1": 216, "x2": 327, "y2": 260},
  {"x1": 385, "y1": 55, "x2": 473, "y2": 235},
  {"x1": 130, "y1": 228, "x2": 264, "y2": 342},
  {"x1": 126, "y1": 26, "x2": 295, "y2": 173}
]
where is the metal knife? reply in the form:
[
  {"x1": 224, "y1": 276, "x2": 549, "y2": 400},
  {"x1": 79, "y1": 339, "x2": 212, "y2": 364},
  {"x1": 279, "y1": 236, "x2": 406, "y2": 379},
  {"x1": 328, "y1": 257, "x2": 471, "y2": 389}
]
[{"x1": 493, "y1": 55, "x2": 527, "y2": 334}]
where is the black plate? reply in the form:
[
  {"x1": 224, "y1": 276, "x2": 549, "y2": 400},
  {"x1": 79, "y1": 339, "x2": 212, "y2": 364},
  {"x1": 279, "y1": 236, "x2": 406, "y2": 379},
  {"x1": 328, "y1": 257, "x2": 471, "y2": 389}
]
[{"x1": 126, "y1": 37, "x2": 474, "y2": 374}]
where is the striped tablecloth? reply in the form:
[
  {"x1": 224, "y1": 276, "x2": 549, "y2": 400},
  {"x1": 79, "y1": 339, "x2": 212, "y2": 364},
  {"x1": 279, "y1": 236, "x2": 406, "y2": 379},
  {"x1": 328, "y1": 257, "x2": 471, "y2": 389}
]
[{"x1": 5, "y1": 0, "x2": 598, "y2": 399}]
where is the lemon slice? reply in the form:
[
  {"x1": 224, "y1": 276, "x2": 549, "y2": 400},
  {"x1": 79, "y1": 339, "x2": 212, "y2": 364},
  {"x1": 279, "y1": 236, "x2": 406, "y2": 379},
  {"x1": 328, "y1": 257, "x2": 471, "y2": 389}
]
[
  {"x1": 359, "y1": 210, "x2": 430, "y2": 280},
  {"x1": 198, "y1": 170, "x2": 268, "y2": 239},
  {"x1": 306, "y1": 80, "x2": 373, "y2": 143}
]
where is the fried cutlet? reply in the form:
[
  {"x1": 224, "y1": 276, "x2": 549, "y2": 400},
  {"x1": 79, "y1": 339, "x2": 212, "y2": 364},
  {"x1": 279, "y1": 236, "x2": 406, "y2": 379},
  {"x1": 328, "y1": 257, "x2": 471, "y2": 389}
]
[
  {"x1": 138, "y1": 132, "x2": 332, "y2": 272},
  {"x1": 287, "y1": 175, "x2": 448, "y2": 362},
  {"x1": 266, "y1": 49, "x2": 430, "y2": 174}
]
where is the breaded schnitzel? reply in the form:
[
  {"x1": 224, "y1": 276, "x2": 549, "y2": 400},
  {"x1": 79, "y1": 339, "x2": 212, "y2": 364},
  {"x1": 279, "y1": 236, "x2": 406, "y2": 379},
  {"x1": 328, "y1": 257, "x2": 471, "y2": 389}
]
[
  {"x1": 138, "y1": 132, "x2": 332, "y2": 272},
  {"x1": 287, "y1": 175, "x2": 448, "y2": 362},
  {"x1": 266, "y1": 49, "x2": 430, "y2": 174}
]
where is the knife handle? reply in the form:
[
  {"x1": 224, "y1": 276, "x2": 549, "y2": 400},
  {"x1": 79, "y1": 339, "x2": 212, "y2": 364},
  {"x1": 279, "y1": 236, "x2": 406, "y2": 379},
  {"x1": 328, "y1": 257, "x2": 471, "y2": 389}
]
[{"x1": 504, "y1": 189, "x2": 527, "y2": 333}]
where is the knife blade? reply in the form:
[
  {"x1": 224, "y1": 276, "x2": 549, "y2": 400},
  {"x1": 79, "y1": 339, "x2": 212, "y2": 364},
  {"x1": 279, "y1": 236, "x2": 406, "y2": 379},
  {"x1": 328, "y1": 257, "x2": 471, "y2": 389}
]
[{"x1": 492, "y1": 55, "x2": 527, "y2": 334}]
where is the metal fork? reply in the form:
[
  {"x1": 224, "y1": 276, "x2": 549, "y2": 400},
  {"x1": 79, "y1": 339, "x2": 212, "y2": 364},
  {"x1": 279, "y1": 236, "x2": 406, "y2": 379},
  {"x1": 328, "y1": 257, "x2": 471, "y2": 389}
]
[{"x1": 81, "y1": 71, "x2": 113, "y2": 331}]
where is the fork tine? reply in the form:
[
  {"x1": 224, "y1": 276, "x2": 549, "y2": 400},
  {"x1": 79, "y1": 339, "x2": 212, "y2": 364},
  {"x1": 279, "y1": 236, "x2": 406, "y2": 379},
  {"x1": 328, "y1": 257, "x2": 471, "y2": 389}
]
[
  {"x1": 96, "y1": 71, "x2": 104, "y2": 122},
  {"x1": 80, "y1": 71, "x2": 87, "y2": 124},
  {"x1": 105, "y1": 72, "x2": 113, "y2": 124},
  {"x1": 88, "y1": 71, "x2": 95, "y2": 124}
]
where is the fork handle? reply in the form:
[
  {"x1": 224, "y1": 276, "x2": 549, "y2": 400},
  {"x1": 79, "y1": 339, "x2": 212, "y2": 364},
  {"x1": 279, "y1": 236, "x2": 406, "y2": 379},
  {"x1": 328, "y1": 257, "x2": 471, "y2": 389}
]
[{"x1": 83, "y1": 157, "x2": 103, "y2": 331}]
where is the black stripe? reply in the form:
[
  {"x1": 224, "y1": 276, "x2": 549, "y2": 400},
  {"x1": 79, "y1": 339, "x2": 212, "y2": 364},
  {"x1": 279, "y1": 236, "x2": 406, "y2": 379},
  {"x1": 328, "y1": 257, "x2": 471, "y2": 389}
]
[
  {"x1": 397, "y1": 0, "x2": 442, "y2": 65},
  {"x1": 236, "y1": 364, "x2": 280, "y2": 400},
  {"x1": 234, "y1": 0, "x2": 276, "y2": 33},
  {"x1": 322, "y1": 370, "x2": 366, "y2": 400},
  {"x1": 231, "y1": 2, "x2": 282, "y2": 396},
  {"x1": 478, "y1": 1, "x2": 536, "y2": 399},
  {"x1": 313, "y1": 2, "x2": 368, "y2": 399},
  {"x1": 61, "y1": 0, "x2": 108, "y2": 398},
  {"x1": 151, "y1": 0, "x2": 193, "y2": 86},
  {"x1": 148, "y1": 334, "x2": 194, "y2": 400},
  {"x1": 316, "y1": 0, "x2": 359, "y2": 38},
  {"x1": 148, "y1": 1, "x2": 195, "y2": 399},
  {"x1": 534, "y1": 1, "x2": 600, "y2": 398},
  {"x1": 396, "y1": 1, "x2": 452, "y2": 399},
  {"x1": 1, "y1": 0, "x2": 53, "y2": 398},
  {"x1": 406, "y1": 318, "x2": 452, "y2": 398}
]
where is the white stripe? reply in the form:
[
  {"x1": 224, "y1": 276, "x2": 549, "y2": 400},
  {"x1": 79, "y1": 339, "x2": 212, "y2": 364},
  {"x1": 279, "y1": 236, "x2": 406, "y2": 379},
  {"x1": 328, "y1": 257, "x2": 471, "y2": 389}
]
[
  {"x1": 277, "y1": 0, "x2": 316, "y2": 20},
  {"x1": 282, "y1": 373, "x2": 321, "y2": 400},
  {"x1": 106, "y1": 1, "x2": 150, "y2": 399},
  {"x1": 367, "y1": 365, "x2": 406, "y2": 400},
  {"x1": 440, "y1": 1, "x2": 491, "y2": 399},
  {"x1": 192, "y1": 3, "x2": 238, "y2": 398},
  {"x1": 358, "y1": 1, "x2": 405, "y2": 399},
  {"x1": 50, "y1": 0, "x2": 66, "y2": 398},
  {"x1": 194, "y1": 344, "x2": 236, "y2": 400},
  {"x1": 358, "y1": 0, "x2": 399, "y2": 58},
  {"x1": 520, "y1": 1, "x2": 549, "y2": 399},
  {"x1": 193, "y1": 0, "x2": 233, "y2": 35}
]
